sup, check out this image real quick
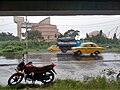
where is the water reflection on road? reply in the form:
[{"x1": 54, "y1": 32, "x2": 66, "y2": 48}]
[
  {"x1": 57, "y1": 53, "x2": 103, "y2": 61},
  {"x1": 0, "y1": 52, "x2": 120, "y2": 86}
]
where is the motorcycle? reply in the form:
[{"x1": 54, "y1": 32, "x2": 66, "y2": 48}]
[{"x1": 8, "y1": 57, "x2": 57, "y2": 86}]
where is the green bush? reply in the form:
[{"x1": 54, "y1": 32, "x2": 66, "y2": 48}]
[
  {"x1": 14, "y1": 46, "x2": 23, "y2": 51},
  {"x1": 2, "y1": 45, "x2": 15, "y2": 52},
  {"x1": 0, "y1": 40, "x2": 57, "y2": 55}
]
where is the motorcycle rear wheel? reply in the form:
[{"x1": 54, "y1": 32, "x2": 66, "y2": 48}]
[
  {"x1": 8, "y1": 74, "x2": 24, "y2": 85},
  {"x1": 41, "y1": 71, "x2": 54, "y2": 84}
]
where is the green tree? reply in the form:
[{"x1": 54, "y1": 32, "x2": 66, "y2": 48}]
[
  {"x1": 64, "y1": 29, "x2": 80, "y2": 38},
  {"x1": 58, "y1": 33, "x2": 64, "y2": 38},
  {"x1": 0, "y1": 32, "x2": 19, "y2": 41},
  {"x1": 27, "y1": 30, "x2": 43, "y2": 41},
  {"x1": 86, "y1": 33, "x2": 89, "y2": 38},
  {"x1": 113, "y1": 33, "x2": 117, "y2": 40},
  {"x1": 112, "y1": 33, "x2": 118, "y2": 44},
  {"x1": 99, "y1": 30, "x2": 103, "y2": 37}
]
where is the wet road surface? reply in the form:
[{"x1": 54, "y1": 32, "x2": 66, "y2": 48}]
[{"x1": 0, "y1": 52, "x2": 120, "y2": 86}]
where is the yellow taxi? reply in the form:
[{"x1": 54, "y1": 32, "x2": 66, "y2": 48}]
[
  {"x1": 71, "y1": 42, "x2": 105, "y2": 56},
  {"x1": 47, "y1": 45, "x2": 60, "y2": 51}
]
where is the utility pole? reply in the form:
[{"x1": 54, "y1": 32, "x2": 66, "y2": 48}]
[{"x1": 25, "y1": 16, "x2": 28, "y2": 62}]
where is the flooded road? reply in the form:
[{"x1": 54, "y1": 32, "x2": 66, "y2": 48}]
[{"x1": 0, "y1": 52, "x2": 120, "y2": 86}]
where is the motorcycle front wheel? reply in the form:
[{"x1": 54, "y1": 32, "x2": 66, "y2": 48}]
[
  {"x1": 8, "y1": 74, "x2": 24, "y2": 85},
  {"x1": 41, "y1": 71, "x2": 55, "y2": 84}
]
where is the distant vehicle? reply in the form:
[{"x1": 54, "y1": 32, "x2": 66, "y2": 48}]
[
  {"x1": 48, "y1": 45, "x2": 60, "y2": 51},
  {"x1": 57, "y1": 37, "x2": 82, "y2": 53},
  {"x1": 72, "y1": 42, "x2": 105, "y2": 56}
]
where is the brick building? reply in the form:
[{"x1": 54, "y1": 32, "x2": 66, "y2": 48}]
[{"x1": 14, "y1": 16, "x2": 59, "y2": 41}]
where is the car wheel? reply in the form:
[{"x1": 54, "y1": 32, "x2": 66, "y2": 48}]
[
  {"x1": 61, "y1": 47, "x2": 67, "y2": 53},
  {"x1": 50, "y1": 49, "x2": 53, "y2": 51},
  {"x1": 75, "y1": 51, "x2": 82, "y2": 56},
  {"x1": 74, "y1": 52, "x2": 78, "y2": 55},
  {"x1": 94, "y1": 51, "x2": 100, "y2": 56},
  {"x1": 90, "y1": 53, "x2": 93, "y2": 56}
]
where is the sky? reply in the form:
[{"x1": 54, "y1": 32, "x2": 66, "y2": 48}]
[{"x1": 0, "y1": 15, "x2": 120, "y2": 38}]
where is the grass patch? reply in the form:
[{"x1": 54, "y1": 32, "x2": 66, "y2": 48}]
[
  {"x1": 1, "y1": 77, "x2": 120, "y2": 90},
  {"x1": 105, "y1": 48, "x2": 120, "y2": 52}
]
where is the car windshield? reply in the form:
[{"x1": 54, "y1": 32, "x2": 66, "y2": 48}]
[{"x1": 80, "y1": 43, "x2": 86, "y2": 47}]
